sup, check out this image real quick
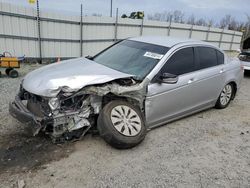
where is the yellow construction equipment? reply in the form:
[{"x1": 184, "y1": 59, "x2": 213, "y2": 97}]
[
  {"x1": 121, "y1": 11, "x2": 144, "y2": 19},
  {"x1": 0, "y1": 52, "x2": 24, "y2": 78}
]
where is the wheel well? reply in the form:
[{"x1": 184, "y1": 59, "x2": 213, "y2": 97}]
[
  {"x1": 228, "y1": 81, "x2": 237, "y2": 100},
  {"x1": 102, "y1": 93, "x2": 141, "y2": 109}
]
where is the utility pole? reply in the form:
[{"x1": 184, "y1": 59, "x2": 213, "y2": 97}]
[
  {"x1": 36, "y1": 0, "x2": 42, "y2": 64},
  {"x1": 110, "y1": 0, "x2": 113, "y2": 17},
  {"x1": 80, "y1": 4, "x2": 83, "y2": 57},
  {"x1": 114, "y1": 8, "x2": 118, "y2": 41}
]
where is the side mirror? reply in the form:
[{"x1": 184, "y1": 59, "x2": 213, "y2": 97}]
[{"x1": 159, "y1": 73, "x2": 178, "y2": 84}]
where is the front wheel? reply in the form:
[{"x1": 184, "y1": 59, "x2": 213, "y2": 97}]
[
  {"x1": 215, "y1": 83, "x2": 234, "y2": 109},
  {"x1": 97, "y1": 100, "x2": 146, "y2": 149}
]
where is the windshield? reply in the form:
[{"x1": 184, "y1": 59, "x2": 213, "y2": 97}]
[{"x1": 93, "y1": 40, "x2": 169, "y2": 80}]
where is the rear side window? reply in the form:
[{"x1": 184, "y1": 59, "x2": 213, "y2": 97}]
[
  {"x1": 216, "y1": 50, "x2": 224, "y2": 65},
  {"x1": 196, "y1": 47, "x2": 217, "y2": 69},
  {"x1": 161, "y1": 47, "x2": 195, "y2": 75}
]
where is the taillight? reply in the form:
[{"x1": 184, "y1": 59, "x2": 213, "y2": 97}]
[{"x1": 240, "y1": 64, "x2": 244, "y2": 71}]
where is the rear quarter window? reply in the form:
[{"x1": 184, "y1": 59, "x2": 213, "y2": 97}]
[
  {"x1": 196, "y1": 47, "x2": 217, "y2": 69},
  {"x1": 216, "y1": 50, "x2": 224, "y2": 65}
]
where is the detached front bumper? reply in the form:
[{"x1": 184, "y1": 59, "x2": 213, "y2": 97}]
[{"x1": 9, "y1": 96, "x2": 42, "y2": 134}]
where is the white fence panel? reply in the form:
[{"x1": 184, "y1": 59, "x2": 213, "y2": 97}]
[
  {"x1": 143, "y1": 27, "x2": 167, "y2": 36},
  {"x1": 0, "y1": 2, "x2": 243, "y2": 60},
  {"x1": 83, "y1": 42, "x2": 113, "y2": 56}
]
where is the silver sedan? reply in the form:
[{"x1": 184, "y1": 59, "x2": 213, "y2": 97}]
[{"x1": 9, "y1": 36, "x2": 243, "y2": 148}]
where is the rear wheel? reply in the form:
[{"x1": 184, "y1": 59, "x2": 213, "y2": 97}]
[
  {"x1": 97, "y1": 100, "x2": 146, "y2": 149},
  {"x1": 215, "y1": 83, "x2": 234, "y2": 109},
  {"x1": 5, "y1": 68, "x2": 13, "y2": 76},
  {"x1": 9, "y1": 69, "x2": 18, "y2": 78}
]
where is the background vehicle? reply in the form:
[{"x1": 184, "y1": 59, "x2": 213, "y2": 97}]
[
  {"x1": 9, "y1": 36, "x2": 243, "y2": 149},
  {"x1": 238, "y1": 50, "x2": 250, "y2": 72},
  {"x1": 121, "y1": 11, "x2": 144, "y2": 19}
]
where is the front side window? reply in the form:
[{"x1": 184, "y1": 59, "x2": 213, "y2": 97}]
[
  {"x1": 93, "y1": 40, "x2": 169, "y2": 80},
  {"x1": 161, "y1": 47, "x2": 195, "y2": 76},
  {"x1": 196, "y1": 47, "x2": 217, "y2": 69}
]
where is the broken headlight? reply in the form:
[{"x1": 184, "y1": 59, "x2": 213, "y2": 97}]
[{"x1": 48, "y1": 97, "x2": 60, "y2": 110}]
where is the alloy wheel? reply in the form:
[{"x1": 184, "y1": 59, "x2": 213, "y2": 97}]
[{"x1": 220, "y1": 84, "x2": 232, "y2": 106}]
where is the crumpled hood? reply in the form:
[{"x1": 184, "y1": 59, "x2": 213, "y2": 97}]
[{"x1": 22, "y1": 57, "x2": 133, "y2": 97}]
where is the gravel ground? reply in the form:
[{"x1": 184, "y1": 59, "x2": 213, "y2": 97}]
[{"x1": 0, "y1": 61, "x2": 250, "y2": 188}]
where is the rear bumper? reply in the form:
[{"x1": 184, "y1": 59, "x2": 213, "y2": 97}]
[{"x1": 9, "y1": 96, "x2": 41, "y2": 125}]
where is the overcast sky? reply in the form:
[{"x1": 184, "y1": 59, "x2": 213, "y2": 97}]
[{"x1": 1, "y1": 0, "x2": 249, "y2": 23}]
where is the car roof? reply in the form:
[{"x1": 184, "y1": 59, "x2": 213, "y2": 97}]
[{"x1": 129, "y1": 36, "x2": 213, "y2": 48}]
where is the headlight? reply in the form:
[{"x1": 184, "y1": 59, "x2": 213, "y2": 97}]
[{"x1": 48, "y1": 97, "x2": 60, "y2": 110}]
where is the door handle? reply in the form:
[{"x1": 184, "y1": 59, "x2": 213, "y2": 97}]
[
  {"x1": 220, "y1": 69, "x2": 224, "y2": 73},
  {"x1": 188, "y1": 78, "x2": 194, "y2": 84}
]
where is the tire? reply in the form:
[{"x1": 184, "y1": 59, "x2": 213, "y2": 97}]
[
  {"x1": 5, "y1": 68, "x2": 13, "y2": 76},
  {"x1": 215, "y1": 83, "x2": 234, "y2": 109},
  {"x1": 9, "y1": 69, "x2": 18, "y2": 78},
  {"x1": 97, "y1": 100, "x2": 147, "y2": 149}
]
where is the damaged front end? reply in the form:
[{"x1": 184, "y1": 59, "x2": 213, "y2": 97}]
[
  {"x1": 9, "y1": 78, "x2": 149, "y2": 143},
  {"x1": 10, "y1": 85, "x2": 94, "y2": 143}
]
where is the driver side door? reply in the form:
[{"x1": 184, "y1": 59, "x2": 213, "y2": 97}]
[{"x1": 145, "y1": 46, "x2": 200, "y2": 128}]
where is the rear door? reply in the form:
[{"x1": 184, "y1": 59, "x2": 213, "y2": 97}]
[{"x1": 193, "y1": 46, "x2": 226, "y2": 105}]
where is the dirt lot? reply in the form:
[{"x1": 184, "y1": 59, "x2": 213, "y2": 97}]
[{"x1": 0, "y1": 62, "x2": 250, "y2": 188}]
